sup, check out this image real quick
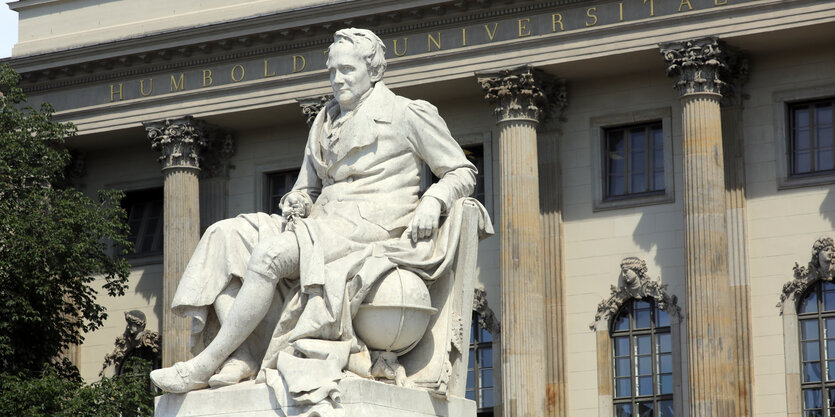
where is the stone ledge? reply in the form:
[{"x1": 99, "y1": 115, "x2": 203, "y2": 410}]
[{"x1": 155, "y1": 378, "x2": 475, "y2": 417}]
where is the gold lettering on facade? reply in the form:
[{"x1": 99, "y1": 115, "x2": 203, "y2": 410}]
[
  {"x1": 643, "y1": 0, "x2": 655, "y2": 16},
  {"x1": 393, "y1": 38, "x2": 408, "y2": 57},
  {"x1": 231, "y1": 65, "x2": 246, "y2": 82},
  {"x1": 202, "y1": 70, "x2": 213, "y2": 87},
  {"x1": 586, "y1": 7, "x2": 598, "y2": 26},
  {"x1": 461, "y1": 27, "x2": 467, "y2": 46},
  {"x1": 619, "y1": 2, "x2": 624, "y2": 21},
  {"x1": 552, "y1": 14, "x2": 564, "y2": 32},
  {"x1": 678, "y1": 0, "x2": 694, "y2": 11},
  {"x1": 264, "y1": 60, "x2": 276, "y2": 78},
  {"x1": 427, "y1": 33, "x2": 442, "y2": 51},
  {"x1": 110, "y1": 83, "x2": 123, "y2": 102},
  {"x1": 518, "y1": 18, "x2": 532, "y2": 37},
  {"x1": 140, "y1": 79, "x2": 153, "y2": 97},
  {"x1": 715, "y1": 0, "x2": 727, "y2": 5},
  {"x1": 170, "y1": 74, "x2": 185, "y2": 92},
  {"x1": 293, "y1": 55, "x2": 306, "y2": 73},
  {"x1": 485, "y1": 23, "x2": 499, "y2": 40}
]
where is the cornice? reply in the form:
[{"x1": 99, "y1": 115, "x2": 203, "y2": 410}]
[{"x1": 5, "y1": 0, "x2": 592, "y2": 92}]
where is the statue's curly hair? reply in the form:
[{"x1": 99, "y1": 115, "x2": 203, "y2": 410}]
[
  {"x1": 620, "y1": 256, "x2": 648, "y2": 277},
  {"x1": 125, "y1": 310, "x2": 147, "y2": 329},
  {"x1": 812, "y1": 237, "x2": 835, "y2": 268}
]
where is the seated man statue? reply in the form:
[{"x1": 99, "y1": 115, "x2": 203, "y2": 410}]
[{"x1": 150, "y1": 28, "x2": 489, "y2": 411}]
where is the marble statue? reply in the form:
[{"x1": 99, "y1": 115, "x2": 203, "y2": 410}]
[{"x1": 150, "y1": 28, "x2": 492, "y2": 416}]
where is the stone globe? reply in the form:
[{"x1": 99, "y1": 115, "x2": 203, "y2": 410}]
[{"x1": 354, "y1": 268, "x2": 437, "y2": 355}]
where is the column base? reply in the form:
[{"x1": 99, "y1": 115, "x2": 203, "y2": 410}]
[{"x1": 154, "y1": 378, "x2": 476, "y2": 417}]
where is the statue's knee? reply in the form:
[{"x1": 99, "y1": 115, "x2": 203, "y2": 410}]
[
  {"x1": 205, "y1": 218, "x2": 240, "y2": 237},
  {"x1": 247, "y1": 234, "x2": 299, "y2": 279}
]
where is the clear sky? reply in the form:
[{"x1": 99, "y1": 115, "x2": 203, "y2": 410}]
[{"x1": 1, "y1": 1, "x2": 18, "y2": 58}]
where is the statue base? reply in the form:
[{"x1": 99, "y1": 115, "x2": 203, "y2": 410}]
[{"x1": 154, "y1": 378, "x2": 476, "y2": 417}]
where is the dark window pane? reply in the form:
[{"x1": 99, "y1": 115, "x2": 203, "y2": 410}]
[
  {"x1": 480, "y1": 388, "x2": 494, "y2": 408},
  {"x1": 638, "y1": 402, "x2": 654, "y2": 417},
  {"x1": 637, "y1": 356, "x2": 652, "y2": 375},
  {"x1": 827, "y1": 318, "x2": 835, "y2": 339},
  {"x1": 266, "y1": 170, "x2": 300, "y2": 214},
  {"x1": 804, "y1": 341, "x2": 821, "y2": 361},
  {"x1": 480, "y1": 326, "x2": 493, "y2": 343},
  {"x1": 615, "y1": 357, "x2": 630, "y2": 377},
  {"x1": 609, "y1": 175, "x2": 626, "y2": 196},
  {"x1": 659, "y1": 353, "x2": 673, "y2": 374},
  {"x1": 827, "y1": 341, "x2": 835, "y2": 360},
  {"x1": 465, "y1": 389, "x2": 475, "y2": 401},
  {"x1": 796, "y1": 108, "x2": 811, "y2": 128},
  {"x1": 802, "y1": 319, "x2": 820, "y2": 340},
  {"x1": 468, "y1": 353, "x2": 474, "y2": 368},
  {"x1": 659, "y1": 373, "x2": 674, "y2": 394},
  {"x1": 804, "y1": 362, "x2": 822, "y2": 383},
  {"x1": 631, "y1": 172, "x2": 647, "y2": 193},
  {"x1": 638, "y1": 376, "x2": 653, "y2": 396},
  {"x1": 635, "y1": 309, "x2": 651, "y2": 329},
  {"x1": 817, "y1": 104, "x2": 833, "y2": 125},
  {"x1": 657, "y1": 333, "x2": 671, "y2": 353},
  {"x1": 616, "y1": 377, "x2": 631, "y2": 397},
  {"x1": 614, "y1": 337, "x2": 630, "y2": 356},
  {"x1": 656, "y1": 309, "x2": 670, "y2": 328},
  {"x1": 806, "y1": 411, "x2": 822, "y2": 417},
  {"x1": 466, "y1": 369, "x2": 474, "y2": 387},
  {"x1": 796, "y1": 129, "x2": 811, "y2": 150},
  {"x1": 480, "y1": 369, "x2": 494, "y2": 388},
  {"x1": 824, "y1": 290, "x2": 835, "y2": 312},
  {"x1": 804, "y1": 388, "x2": 822, "y2": 409},
  {"x1": 801, "y1": 290, "x2": 819, "y2": 314},
  {"x1": 636, "y1": 335, "x2": 651, "y2": 355},
  {"x1": 795, "y1": 151, "x2": 812, "y2": 174},
  {"x1": 479, "y1": 348, "x2": 493, "y2": 368},
  {"x1": 658, "y1": 400, "x2": 674, "y2": 417},
  {"x1": 827, "y1": 360, "x2": 835, "y2": 381},
  {"x1": 615, "y1": 403, "x2": 633, "y2": 417},
  {"x1": 818, "y1": 148, "x2": 834, "y2": 171},
  {"x1": 614, "y1": 311, "x2": 630, "y2": 331}
]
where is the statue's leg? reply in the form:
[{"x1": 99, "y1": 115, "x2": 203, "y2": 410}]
[
  {"x1": 150, "y1": 232, "x2": 300, "y2": 393},
  {"x1": 204, "y1": 278, "x2": 259, "y2": 387}
]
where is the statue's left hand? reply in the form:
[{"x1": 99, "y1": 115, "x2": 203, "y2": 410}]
[{"x1": 409, "y1": 197, "x2": 442, "y2": 243}]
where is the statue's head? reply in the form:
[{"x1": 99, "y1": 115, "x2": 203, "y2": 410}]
[
  {"x1": 326, "y1": 28, "x2": 387, "y2": 111},
  {"x1": 813, "y1": 237, "x2": 835, "y2": 275},
  {"x1": 620, "y1": 257, "x2": 648, "y2": 291},
  {"x1": 125, "y1": 310, "x2": 147, "y2": 335}
]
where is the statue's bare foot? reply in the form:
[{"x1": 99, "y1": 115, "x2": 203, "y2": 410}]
[
  {"x1": 208, "y1": 357, "x2": 257, "y2": 388},
  {"x1": 150, "y1": 362, "x2": 209, "y2": 393}
]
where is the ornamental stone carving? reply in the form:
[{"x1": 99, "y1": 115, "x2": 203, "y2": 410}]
[
  {"x1": 476, "y1": 65, "x2": 560, "y2": 125},
  {"x1": 298, "y1": 95, "x2": 334, "y2": 127},
  {"x1": 590, "y1": 257, "x2": 681, "y2": 331},
  {"x1": 144, "y1": 116, "x2": 209, "y2": 170},
  {"x1": 100, "y1": 310, "x2": 161, "y2": 376},
  {"x1": 778, "y1": 237, "x2": 835, "y2": 309},
  {"x1": 473, "y1": 287, "x2": 500, "y2": 336},
  {"x1": 660, "y1": 37, "x2": 731, "y2": 97}
]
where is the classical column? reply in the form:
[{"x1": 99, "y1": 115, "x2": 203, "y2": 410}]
[
  {"x1": 144, "y1": 116, "x2": 208, "y2": 367},
  {"x1": 660, "y1": 37, "x2": 745, "y2": 417},
  {"x1": 537, "y1": 83, "x2": 568, "y2": 417},
  {"x1": 477, "y1": 66, "x2": 554, "y2": 417}
]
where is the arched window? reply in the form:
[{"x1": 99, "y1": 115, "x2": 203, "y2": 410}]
[
  {"x1": 466, "y1": 312, "x2": 495, "y2": 416},
  {"x1": 610, "y1": 299, "x2": 674, "y2": 417},
  {"x1": 797, "y1": 280, "x2": 835, "y2": 417}
]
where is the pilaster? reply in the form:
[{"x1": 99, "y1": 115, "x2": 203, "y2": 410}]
[
  {"x1": 476, "y1": 65, "x2": 555, "y2": 417},
  {"x1": 144, "y1": 115, "x2": 208, "y2": 367},
  {"x1": 660, "y1": 37, "x2": 749, "y2": 417}
]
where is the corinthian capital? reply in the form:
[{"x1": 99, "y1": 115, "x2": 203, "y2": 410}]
[
  {"x1": 660, "y1": 37, "x2": 732, "y2": 97},
  {"x1": 144, "y1": 116, "x2": 209, "y2": 171},
  {"x1": 476, "y1": 65, "x2": 562, "y2": 125},
  {"x1": 297, "y1": 95, "x2": 333, "y2": 127}
]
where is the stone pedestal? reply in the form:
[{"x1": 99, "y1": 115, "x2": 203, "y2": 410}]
[
  {"x1": 145, "y1": 116, "x2": 209, "y2": 367},
  {"x1": 154, "y1": 379, "x2": 476, "y2": 417}
]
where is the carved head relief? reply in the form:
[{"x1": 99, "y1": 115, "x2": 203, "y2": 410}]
[
  {"x1": 620, "y1": 256, "x2": 648, "y2": 297},
  {"x1": 778, "y1": 237, "x2": 835, "y2": 310},
  {"x1": 813, "y1": 237, "x2": 835, "y2": 278},
  {"x1": 125, "y1": 310, "x2": 147, "y2": 336}
]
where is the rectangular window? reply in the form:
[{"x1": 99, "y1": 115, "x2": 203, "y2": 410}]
[
  {"x1": 604, "y1": 122, "x2": 665, "y2": 200},
  {"x1": 790, "y1": 99, "x2": 835, "y2": 176},
  {"x1": 122, "y1": 188, "x2": 164, "y2": 257},
  {"x1": 265, "y1": 169, "x2": 299, "y2": 215},
  {"x1": 466, "y1": 312, "x2": 495, "y2": 416}
]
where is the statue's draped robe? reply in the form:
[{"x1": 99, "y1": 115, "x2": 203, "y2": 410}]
[{"x1": 170, "y1": 82, "x2": 492, "y2": 414}]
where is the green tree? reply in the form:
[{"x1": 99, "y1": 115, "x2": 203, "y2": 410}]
[{"x1": 0, "y1": 64, "x2": 132, "y2": 376}]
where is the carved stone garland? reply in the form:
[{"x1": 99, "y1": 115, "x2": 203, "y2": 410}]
[
  {"x1": 590, "y1": 257, "x2": 681, "y2": 331},
  {"x1": 778, "y1": 237, "x2": 835, "y2": 309},
  {"x1": 660, "y1": 36, "x2": 731, "y2": 97}
]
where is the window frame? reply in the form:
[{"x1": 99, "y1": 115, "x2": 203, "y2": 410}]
[
  {"x1": 603, "y1": 122, "x2": 666, "y2": 200},
  {"x1": 773, "y1": 85, "x2": 835, "y2": 190},
  {"x1": 787, "y1": 99, "x2": 835, "y2": 178},
  {"x1": 466, "y1": 312, "x2": 497, "y2": 416},
  {"x1": 609, "y1": 299, "x2": 674, "y2": 417},
  {"x1": 121, "y1": 186, "x2": 165, "y2": 261},
  {"x1": 590, "y1": 108, "x2": 675, "y2": 212},
  {"x1": 263, "y1": 169, "x2": 300, "y2": 215},
  {"x1": 795, "y1": 281, "x2": 835, "y2": 417}
]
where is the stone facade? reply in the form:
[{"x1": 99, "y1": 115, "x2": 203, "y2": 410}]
[{"x1": 5, "y1": 0, "x2": 835, "y2": 416}]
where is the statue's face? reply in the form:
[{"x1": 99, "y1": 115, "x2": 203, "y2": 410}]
[
  {"x1": 621, "y1": 267, "x2": 640, "y2": 289},
  {"x1": 327, "y1": 41, "x2": 373, "y2": 111},
  {"x1": 820, "y1": 246, "x2": 835, "y2": 273}
]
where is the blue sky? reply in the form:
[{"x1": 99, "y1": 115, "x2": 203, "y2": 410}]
[{"x1": 1, "y1": 1, "x2": 17, "y2": 58}]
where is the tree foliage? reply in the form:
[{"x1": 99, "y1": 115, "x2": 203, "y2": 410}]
[{"x1": 0, "y1": 64, "x2": 132, "y2": 376}]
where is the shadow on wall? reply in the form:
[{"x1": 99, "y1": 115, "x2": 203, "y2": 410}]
[
  {"x1": 631, "y1": 210, "x2": 684, "y2": 291},
  {"x1": 131, "y1": 264, "x2": 164, "y2": 331},
  {"x1": 821, "y1": 187, "x2": 835, "y2": 230}
]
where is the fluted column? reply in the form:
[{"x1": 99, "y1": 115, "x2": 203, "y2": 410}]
[
  {"x1": 660, "y1": 37, "x2": 741, "y2": 417},
  {"x1": 477, "y1": 66, "x2": 555, "y2": 417},
  {"x1": 144, "y1": 116, "x2": 208, "y2": 367}
]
